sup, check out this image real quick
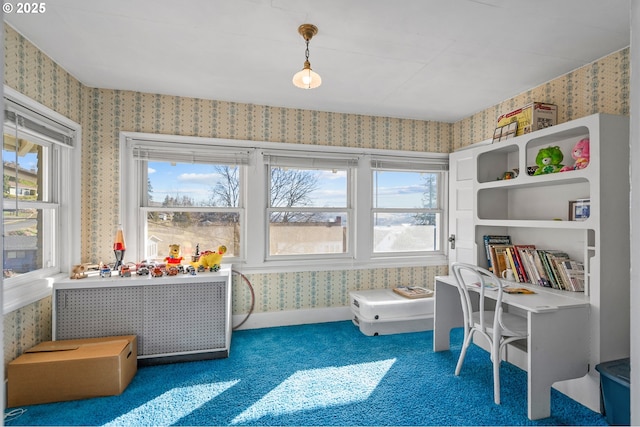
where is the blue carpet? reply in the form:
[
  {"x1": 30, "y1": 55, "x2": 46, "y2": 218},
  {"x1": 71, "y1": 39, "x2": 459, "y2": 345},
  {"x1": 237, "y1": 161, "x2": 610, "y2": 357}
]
[{"x1": 5, "y1": 321, "x2": 607, "y2": 426}]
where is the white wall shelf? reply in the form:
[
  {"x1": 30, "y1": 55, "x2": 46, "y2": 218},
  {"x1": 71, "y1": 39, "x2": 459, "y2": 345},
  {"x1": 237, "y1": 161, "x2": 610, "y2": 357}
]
[{"x1": 463, "y1": 113, "x2": 630, "y2": 413}]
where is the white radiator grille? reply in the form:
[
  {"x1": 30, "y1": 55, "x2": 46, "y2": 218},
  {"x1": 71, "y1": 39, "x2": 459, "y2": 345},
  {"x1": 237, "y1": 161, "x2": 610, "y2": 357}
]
[
  {"x1": 55, "y1": 287, "x2": 144, "y2": 353},
  {"x1": 54, "y1": 279, "x2": 228, "y2": 358},
  {"x1": 142, "y1": 281, "x2": 226, "y2": 355}
]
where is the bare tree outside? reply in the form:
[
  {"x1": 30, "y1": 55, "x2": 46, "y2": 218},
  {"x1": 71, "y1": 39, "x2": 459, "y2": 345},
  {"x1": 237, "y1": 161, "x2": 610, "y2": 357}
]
[
  {"x1": 210, "y1": 165, "x2": 321, "y2": 222},
  {"x1": 210, "y1": 165, "x2": 240, "y2": 207},
  {"x1": 269, "y1": 167, "x2": 320, "y2": 222}
]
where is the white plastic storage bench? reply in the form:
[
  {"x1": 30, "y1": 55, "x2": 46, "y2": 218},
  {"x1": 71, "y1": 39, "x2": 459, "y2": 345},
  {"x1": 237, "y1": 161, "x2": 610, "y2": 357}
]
[{"x1": 350, "y1": 289, "x2": 434, "y2": 336}]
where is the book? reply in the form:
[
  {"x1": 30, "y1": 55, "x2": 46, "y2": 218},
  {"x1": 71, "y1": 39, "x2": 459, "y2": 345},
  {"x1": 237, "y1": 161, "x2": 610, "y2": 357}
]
[
  {"x1": 514, "y1": 244, "x2": 537, "y2": 284},
  {"x1": 483, "y1": 235, "x2": 511, "y2": 272},
  {"x1": 532, "y1": 250, "x2": 552, "y2": 287},
  {"x1": 503, "y1": 287, "x2": 536, "y2": 294},
  {"x1": 393, "y1": 286, "x2": 434, "y2": 299},
  {"x1": 546, "y1": 251, "x2": 570, "y2": 290},
  {"x1": 490, "y1": 245, "x2": 512, "y2": 280},
  {"x1": 504, "y1": 246, "x2": 521, "y2": 282},
  {"x1": 558, "y1": 260, "x2": 585, "y2": 292}
]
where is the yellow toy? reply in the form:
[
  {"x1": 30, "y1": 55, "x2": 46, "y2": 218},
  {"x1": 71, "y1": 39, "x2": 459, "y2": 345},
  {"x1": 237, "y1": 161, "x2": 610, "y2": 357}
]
[
  {"x1": 191, "y1": 245, "x2": 227, "y2": 272},
  {"x1": 164, "y1": 243, "x2": 183, "y2": 266}
]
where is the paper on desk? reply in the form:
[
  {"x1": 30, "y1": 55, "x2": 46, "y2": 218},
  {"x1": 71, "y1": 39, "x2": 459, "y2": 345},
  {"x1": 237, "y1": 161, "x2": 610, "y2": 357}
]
[{"x1": 468, "y1": 281, "x2": 499, "y2": 290}]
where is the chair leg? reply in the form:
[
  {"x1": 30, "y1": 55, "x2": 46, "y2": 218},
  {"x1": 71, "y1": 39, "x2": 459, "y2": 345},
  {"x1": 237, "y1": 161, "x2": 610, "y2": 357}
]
[
  {"x1": 455, "y1": 329, "x2": 474, "y2": 376},
  {"x1": 493, "y1": 338, "x2": 501, "y2": 404}
]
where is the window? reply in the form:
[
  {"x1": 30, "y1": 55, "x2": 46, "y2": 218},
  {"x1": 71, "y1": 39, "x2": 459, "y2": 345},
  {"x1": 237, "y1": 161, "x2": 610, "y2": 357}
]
[
  {"x1": 371, "y1": 158, "x2": 446, "y2": 256},
  {"x1": 2, "y1": 86, "x2": 81, "y2": 312},
  {"x1": 264, "y1": 153, "x2": 355, "y2": 258},
  {"x1": 121, "y1": 133, "x2": 448, "y2": 271},
  {"x1": 124, "y1": 138, "x2": 249, "y2": 262}
]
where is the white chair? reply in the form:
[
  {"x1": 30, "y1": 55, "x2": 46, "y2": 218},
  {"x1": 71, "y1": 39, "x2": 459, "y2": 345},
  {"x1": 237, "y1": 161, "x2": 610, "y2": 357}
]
[{"x1": 450, "y1": 262, "x2": 528, "y2": 404}]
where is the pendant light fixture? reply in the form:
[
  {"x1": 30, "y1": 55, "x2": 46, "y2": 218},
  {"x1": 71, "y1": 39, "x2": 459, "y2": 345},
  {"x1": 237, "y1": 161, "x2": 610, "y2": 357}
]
[{"x1": 292, "y1": 24, "x2": 322, "y2": 89}]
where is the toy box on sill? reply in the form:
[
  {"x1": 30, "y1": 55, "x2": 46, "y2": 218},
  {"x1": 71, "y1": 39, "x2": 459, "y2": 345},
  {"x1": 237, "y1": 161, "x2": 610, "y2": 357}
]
[{"x1": 496, "y1": 102, "x2": 557, "y2": 137}]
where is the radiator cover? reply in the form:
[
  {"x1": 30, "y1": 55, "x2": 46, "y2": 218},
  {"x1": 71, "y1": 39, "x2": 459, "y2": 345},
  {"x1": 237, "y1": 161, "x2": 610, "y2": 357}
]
[{"x1": 53, "y1": 266, "x2": 232, "y2": 362}]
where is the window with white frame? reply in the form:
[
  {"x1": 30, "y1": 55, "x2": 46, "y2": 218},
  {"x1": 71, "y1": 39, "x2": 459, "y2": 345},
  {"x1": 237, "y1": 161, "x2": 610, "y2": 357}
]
[
  {"x1": 121, "y1": 133, "x2": 448, "y2": 270},
  {"x1": 126, "y1": 139, "x2": 249, "y2": 262},
  {"x1": 264, "y1": 153, "x2": 356, "y2": 258},
  {"x1": 2, "y1": 87, "x2": 81, "y2": 312},
  {"x1": 371, "y1": 158, "x2": 446, "y2": 255}
]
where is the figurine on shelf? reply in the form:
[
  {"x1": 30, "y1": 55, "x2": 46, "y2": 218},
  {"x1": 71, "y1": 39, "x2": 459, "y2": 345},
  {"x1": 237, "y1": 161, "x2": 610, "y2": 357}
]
[
  {"x1": 70, "y1": 264, "x2": 87, "y2": 279},
  {"x1": 99, "y1": 262, "x2": 112, "y2": 278},
  {"x1": 533, "y1": 146, "x2": 564, "y2": 175},
  {"x1": 164, "y1": 244, "x2": 183, "y2": 266},
  {"x1": 560, "y1": 138, "x2": 590, "y2": 172},
  {"x1": 190, "y1": 245, "x2": 227, "y2": 272}
]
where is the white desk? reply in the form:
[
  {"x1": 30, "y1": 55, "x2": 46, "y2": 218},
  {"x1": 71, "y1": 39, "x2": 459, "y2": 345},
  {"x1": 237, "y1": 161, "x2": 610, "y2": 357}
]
[{"x1": 434, "y1": 275, "x2": 590, "y2": 420}]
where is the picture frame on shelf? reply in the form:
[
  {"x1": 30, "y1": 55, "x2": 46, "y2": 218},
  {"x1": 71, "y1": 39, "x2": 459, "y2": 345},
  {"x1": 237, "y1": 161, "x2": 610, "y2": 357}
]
[{"x1": 569, "y1": 198, "x2": 590, "y2": 221}]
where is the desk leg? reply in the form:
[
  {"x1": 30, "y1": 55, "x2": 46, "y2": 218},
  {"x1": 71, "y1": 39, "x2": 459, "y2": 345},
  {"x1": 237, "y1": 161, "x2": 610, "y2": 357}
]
[
  {"x1": 527, "y1": 306, "x2": 590, "y2": 420},
  {"x1": 433, "y1": 278, "x2": 464, "y2": 352}
]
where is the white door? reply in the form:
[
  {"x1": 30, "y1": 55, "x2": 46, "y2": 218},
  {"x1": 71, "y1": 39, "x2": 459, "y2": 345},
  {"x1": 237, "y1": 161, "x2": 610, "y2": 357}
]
[{"x1": 448, "y1": 148, "x2": 477, "y2": 266}]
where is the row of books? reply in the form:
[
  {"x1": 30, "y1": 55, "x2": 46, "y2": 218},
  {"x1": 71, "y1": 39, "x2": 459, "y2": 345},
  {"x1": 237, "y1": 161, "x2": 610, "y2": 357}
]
[{"x1": 483, "y1": 235, "x2": 585, "y2": 292}]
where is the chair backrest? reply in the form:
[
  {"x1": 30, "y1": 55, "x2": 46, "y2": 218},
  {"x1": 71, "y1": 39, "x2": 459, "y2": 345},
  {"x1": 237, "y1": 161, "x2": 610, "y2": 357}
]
[{"x1": 450, "y1": 262, "x2": 505, "y2": 332}]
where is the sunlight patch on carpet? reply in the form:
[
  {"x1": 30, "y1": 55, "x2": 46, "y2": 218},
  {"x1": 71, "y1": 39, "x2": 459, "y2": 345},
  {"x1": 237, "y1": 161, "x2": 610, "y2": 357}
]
[
  {"x1": 103, "y1": 380, "x2": 239, "y2": 427},
  {"x1": 231, "y1": 359, "x2": 396, "y2": 425}
]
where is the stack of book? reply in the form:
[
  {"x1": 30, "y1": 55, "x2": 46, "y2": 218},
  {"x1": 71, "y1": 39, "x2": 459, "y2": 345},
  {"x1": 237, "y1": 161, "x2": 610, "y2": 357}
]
[{"x1": 483, "y1": 235, "x2": 585, "y2": 292}]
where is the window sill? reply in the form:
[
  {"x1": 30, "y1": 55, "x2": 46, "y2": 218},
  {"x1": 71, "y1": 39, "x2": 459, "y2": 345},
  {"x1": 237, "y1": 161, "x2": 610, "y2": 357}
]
[
  {"x1": 3, "y1": 273, "x2": 66, "y2": 314},
  {"x1": 237, "y1": 255, "x2": 448, "y2": 275}
]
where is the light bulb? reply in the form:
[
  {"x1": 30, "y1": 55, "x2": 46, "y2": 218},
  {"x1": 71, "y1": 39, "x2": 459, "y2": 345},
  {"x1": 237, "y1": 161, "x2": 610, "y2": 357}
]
[{"x1": 292, "y1": 67, "x2": 322, "y2": 89}]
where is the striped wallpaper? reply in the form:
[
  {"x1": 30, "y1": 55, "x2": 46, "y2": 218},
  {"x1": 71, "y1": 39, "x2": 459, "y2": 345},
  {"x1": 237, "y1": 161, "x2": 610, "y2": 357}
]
[{"x1": 2, "y1": 23, "x2": 630, "y2": 368}]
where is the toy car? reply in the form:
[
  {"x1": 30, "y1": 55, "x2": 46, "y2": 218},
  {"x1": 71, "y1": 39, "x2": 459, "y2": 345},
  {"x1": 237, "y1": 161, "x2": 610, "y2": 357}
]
[
  {"x1": 136, "y1": 266, "x2": 149, "y2": 275},
  {"x1": 167, "y1": 266, "x2": 179, "y2": 276},
  {"x1": 100, "y1": 264, "x2": 112, "y2": 278},
  {"x1": 150, "y1": 266, "x2": 164, "y2": 277},
  {"x1": 185, "y1": 265, "x2": 196, "y2": 275},
  {"x1": 119, "y1": 265, "x2": 131, "y2": 277}
]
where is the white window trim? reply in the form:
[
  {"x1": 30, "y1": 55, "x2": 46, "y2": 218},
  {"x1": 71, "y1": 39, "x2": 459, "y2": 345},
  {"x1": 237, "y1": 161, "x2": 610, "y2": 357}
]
[
  {"x1": 120, "y1": 131, "x2": 448, "y2": 274},
  {"x1": 3, "y1": 86, "x2": 82, "y2": 314}
]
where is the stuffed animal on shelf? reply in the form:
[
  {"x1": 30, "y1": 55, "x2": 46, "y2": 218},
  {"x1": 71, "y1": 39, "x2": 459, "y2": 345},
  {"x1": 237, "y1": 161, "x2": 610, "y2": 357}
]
[
  {"x1": 533, "y1": 146, "x2": 564, "y2": 175},
  {"x1": 560, "y1": 138, "x2": 590, "y2": 172},
  {"x1": 164, "y1": 243, "x2": 183, "y2": 266},
  {"x1": 191, "y1": 245, "x2": 227, "y2": 272}
]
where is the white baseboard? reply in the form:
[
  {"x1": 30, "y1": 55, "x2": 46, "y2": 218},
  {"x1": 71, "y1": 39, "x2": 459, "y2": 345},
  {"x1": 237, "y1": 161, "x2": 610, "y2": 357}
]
[{"x1": 232, "y1": 307, "x2": 353, "y2": 331}]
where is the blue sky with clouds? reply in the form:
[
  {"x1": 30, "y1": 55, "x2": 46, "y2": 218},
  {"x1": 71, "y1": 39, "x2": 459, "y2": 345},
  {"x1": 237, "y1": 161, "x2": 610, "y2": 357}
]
[{"x1": 147, "y1": 161, "x2": 429, "y2": 208}]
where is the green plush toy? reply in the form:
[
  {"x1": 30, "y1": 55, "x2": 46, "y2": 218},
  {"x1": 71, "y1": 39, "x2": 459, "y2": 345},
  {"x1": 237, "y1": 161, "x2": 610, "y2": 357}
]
[{"x1": 533, "y1": 146, "x2": 564, "y2": 175}]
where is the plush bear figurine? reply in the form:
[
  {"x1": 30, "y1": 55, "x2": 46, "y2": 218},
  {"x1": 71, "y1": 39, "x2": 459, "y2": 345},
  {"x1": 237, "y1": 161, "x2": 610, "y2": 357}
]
[
  {"x1": 533, "y1": 146, "x2": 564, "y2": 175},
  {"x1": 560, "y1": 138, "x2": 590, "y2": 172},
  {"x1": 164, "y1": 243, "x2": 183, "y2": 266}
]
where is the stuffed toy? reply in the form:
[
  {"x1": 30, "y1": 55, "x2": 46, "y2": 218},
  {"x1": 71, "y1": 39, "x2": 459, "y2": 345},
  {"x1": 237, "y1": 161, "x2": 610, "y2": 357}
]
[
  {"x1": 191, "y1": 245, "x2": 227, "y2": 272},
  {"x1": 164, "y1": 243, "x2": 183, "y2": 266},
  {"x1": 533, "y1": 146, "x2": 564, "y2": 175},
  {"x1": 560, "y1": 138, "x2": 590, "y2": 171}
]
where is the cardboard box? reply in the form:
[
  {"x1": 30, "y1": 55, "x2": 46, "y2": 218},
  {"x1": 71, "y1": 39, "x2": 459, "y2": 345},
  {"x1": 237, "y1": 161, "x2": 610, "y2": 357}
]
[
  {"x1": 7, "y1": 335, "x2": 137, "y2": 407},
  {"x1": 496, "y1": 102, "x2": 557, "y2": 136}
]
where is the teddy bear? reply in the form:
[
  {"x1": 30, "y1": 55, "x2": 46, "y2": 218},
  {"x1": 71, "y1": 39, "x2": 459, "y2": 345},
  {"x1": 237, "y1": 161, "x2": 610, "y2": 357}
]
[
  {"x1": 560, "y1": 138, "x2": 590, "y2": 172},
  {"x1": 533, "y1": 146, "x2": 564, "y2": 175},
  {"x1": 164, "y1": 243, "x2": 183, "y2": 266}
]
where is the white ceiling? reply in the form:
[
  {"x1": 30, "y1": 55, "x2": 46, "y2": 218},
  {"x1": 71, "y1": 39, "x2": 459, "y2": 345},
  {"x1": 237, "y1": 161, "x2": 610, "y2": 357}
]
[{"x1": 4, "y1": 0, "x2": 631, "y2": 123}]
